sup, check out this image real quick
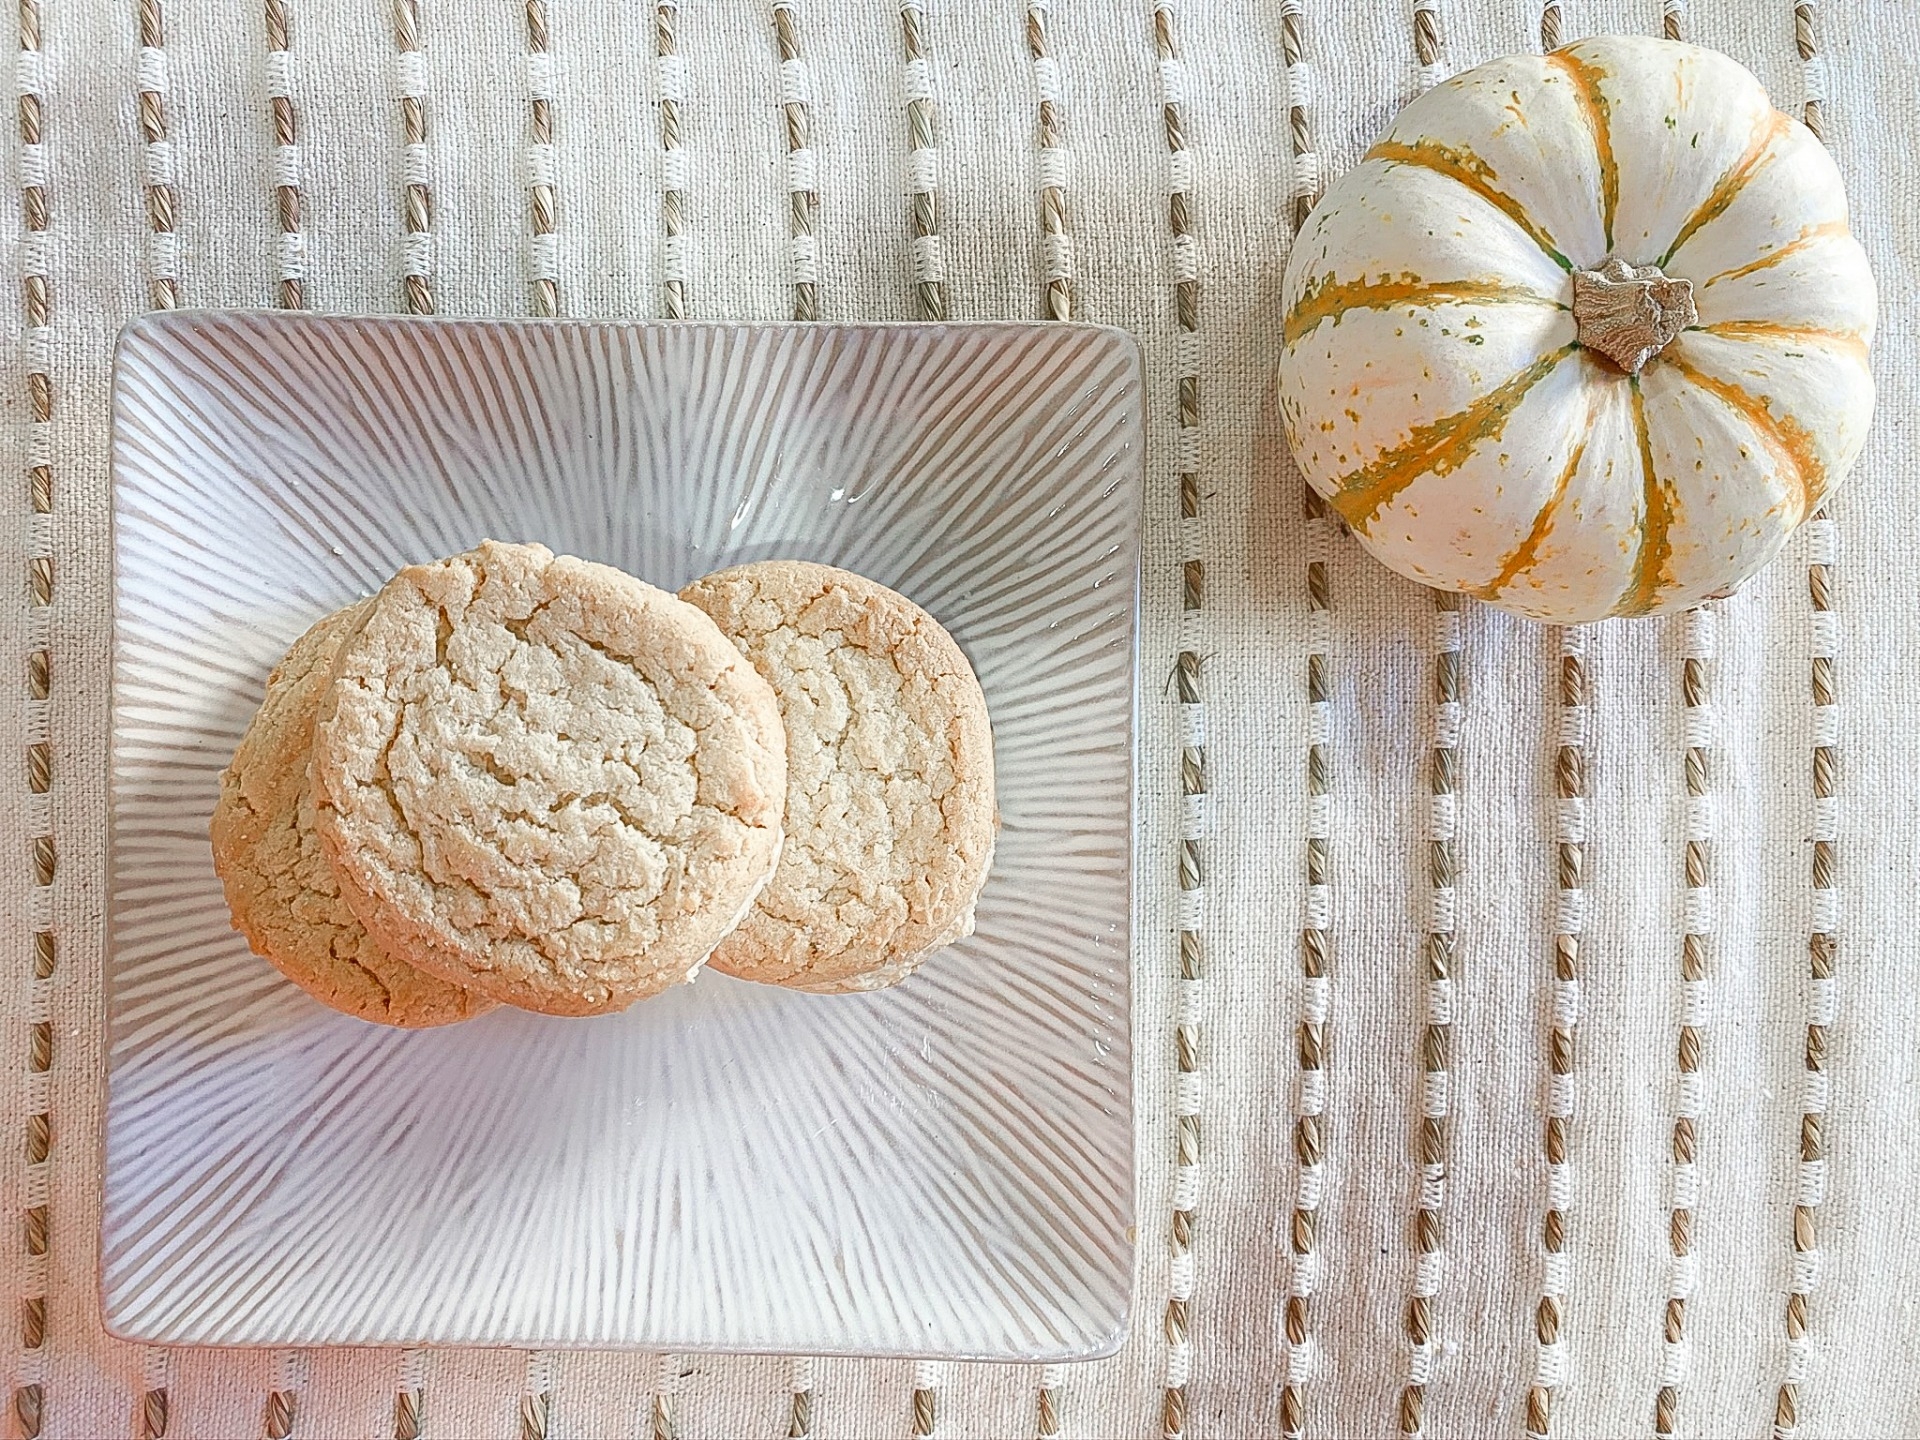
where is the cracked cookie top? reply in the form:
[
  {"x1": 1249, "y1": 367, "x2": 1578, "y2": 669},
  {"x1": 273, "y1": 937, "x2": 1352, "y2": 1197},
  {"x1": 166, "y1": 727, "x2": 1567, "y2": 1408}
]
[
  {"x1": 310, "y1": 541, "x2": 787, "y2": 1016},
  {"x1": 210, "y1": 600, "x2": 495, "y2": 1028},
  {"x1": 680, "y1": 561, "x2": 995, "y2": 991}
]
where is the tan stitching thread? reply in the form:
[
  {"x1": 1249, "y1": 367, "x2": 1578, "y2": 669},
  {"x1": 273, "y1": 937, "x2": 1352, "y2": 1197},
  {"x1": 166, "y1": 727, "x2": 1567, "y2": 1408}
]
[
  {"x1": 1663, "y1": 0, "x2": 1687, "y2": 41},
  {"x1": 137, "y1": 0, "x2": 179, "y2": 310},
  {"x1": 264, "y1": 0, "x2": 306, "y2": 308},
  {"x1": 650, "y1": 1354, "x2": 679, "y2": 1440},
  {"x1": 393, "y1": 0, "x2": 433, "y2": 314},
  {"x1": 1281, "y1": 0, "x2": 1321, "y2": 233},
  {"x1": 773, "y1": 2, "x2": 819, "y2": 321},
  {"x1": 526, "y1": 0, "x2": 558, "y2": 316},
  {"x1": 1028, "y1": 18, "x2": 1072, "y2": 1435},
  {"x1": 1410, "y1": 0, "x2": 1442, "y2": 87},
  {"x1": 16, "y1": 3, "x2": 50, "y2": 1429},
  {"x1": 899, "y1": 1, "x2": 945, "y2": 320},
  {"x1": 519, "y1": 1351, "x2": 552, "y2": 1440},
  {"x1": 1792, "y1": 1, "x2": 1824, "y2": 142},
  {"x1": 1523, "y1": 20, "x2": 1578, "y2": 1438},
  {"x1": 1779, "y1": 522, "x2": 1835, "y2": 1440},
  {"x1": 139, "y1": 1349, "x2": 170, "y2": 1439},
  {"x1": 519, "y1": 1391, "x2": 547, "y2": 1437},
  {"x1": 1658, "y1": 605, "x2": 1713, "y2": 1436},
  {"x1": 787, "y1": 1357, "x2": 815, "y2": 1437},
  {"x1": 656, "y1": 0, "x2": 686, "y2": 318},
  {"x1": 1403, "y1": 589, "x2": 1461, "y2": 1438},
  {"x1": 1034, "y1": 1363, "x2": 1063, "y2": 1439},
  {"x1": 263, "y1": 1351, "x2": 306, "y2": 1440},
  {"x1": 1154, "y1": 6, "x2": 1201, "y2": 1434},
  {"x1": 392, "y1": 1348, "x2": 426, "y2": 1440},
  {"x1": 1528, "y1": 628, "x2": 1585, "y2": 1439},
  {"x1": 1399, "y1": 22, "x2": 1451, "y2": 1434},
  {"x1": 910, "y1": 1361, "x2": 939, "y2": 1439},
  {"x1": 1281, "y1": 6, "x2": 1323, "y2": 1432},
  {"x1": 1287, "y1": 505, "x2": 1330, "y2": 1440},
  {"x1": 1778, "y1": 15, "x2": 1834, "y2": 1425},
  {"x1": 1026, "y1": 0, "x2": 1072, "y2": 320}
]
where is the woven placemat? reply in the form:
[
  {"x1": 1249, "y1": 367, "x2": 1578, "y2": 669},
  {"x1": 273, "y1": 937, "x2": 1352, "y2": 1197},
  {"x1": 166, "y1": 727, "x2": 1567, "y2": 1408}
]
[{"x1": 3, "y1": 0, "x2": 1917, "y2": 1436}]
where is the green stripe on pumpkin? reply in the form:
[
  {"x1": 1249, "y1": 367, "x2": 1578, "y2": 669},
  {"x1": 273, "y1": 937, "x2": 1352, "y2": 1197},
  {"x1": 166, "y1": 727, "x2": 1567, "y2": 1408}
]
[
  {"x1": 1695, "y1": 319, "x2": 1868, "y2": 362},
  {"x1": 1284, "y1": 273, "x2": 1563, "y2": 348},
  {"x1": 1546, "y1": 49, "x2": 1620, "y2": 253},
  {"x1": 1471, "y1": 383, "x2": 1594, "y2": 603},
  {"x1": 1659, "y1": 110, "x2": 1791, "y2": 270},
  {"x1": 1330, "y1": 343, "x2": 1579, "y2": 531},
  {"x1": 1665, "y1": 351, "x2": 1824, "y2": 521},
  {"x1": 1699, "y1": 219, "x2": 1848, "y2": 289},
  {"x1": 1617, "y1": 376, "x2": 1677, "y2": 617},
  {"x1": 1365, "y1": 138, "x2": 1575, "y2": 273}
]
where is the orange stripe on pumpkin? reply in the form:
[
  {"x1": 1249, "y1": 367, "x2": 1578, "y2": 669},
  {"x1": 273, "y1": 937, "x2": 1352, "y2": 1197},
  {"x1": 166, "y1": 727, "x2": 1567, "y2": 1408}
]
[
  {"x1": 1330, "y1": 343, "x2": 1579, "y2": 531},
  {"x1": 1665, "y1": 351, "x2": 1825, "y2": 521},
  {"x1": 1364, "y1": 138, "x2": 1574, "y2": 272},
  {"x1": 1283, "y1": 273, "x2": 1563, "y2": 347},
  {"x1": 1546, "y1": 49, "x2": 1619, "y2": 253},
  {"x1": 1618, "y1": 376, "x2": 1677, "y2": 618},
  {"x1": 1659, "y1": 110, "x2": 1793, "y2": 270},
  {"x1": 1696, "y1": 319, "x2": 1869, "y2": 362},
  {"x1": 1472, "y1": 386, "x2": 1594, "y2": 602},
  {"x1": 1699, "y1": 219, "x2": 1849, "y2": 289}
]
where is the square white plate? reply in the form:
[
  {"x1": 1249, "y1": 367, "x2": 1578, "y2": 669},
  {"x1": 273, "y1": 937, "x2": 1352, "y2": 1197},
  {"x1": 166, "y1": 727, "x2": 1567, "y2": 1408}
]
[{"x1": 103, "y1": 313, "x2": 1141, "y2": 1358}]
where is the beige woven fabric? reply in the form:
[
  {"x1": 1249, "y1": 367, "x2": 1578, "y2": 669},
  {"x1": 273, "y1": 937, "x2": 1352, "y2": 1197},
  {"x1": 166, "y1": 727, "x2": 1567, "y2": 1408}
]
[{"x1": 3, "y1": 0, "x2": 1917, "y2": 1436}]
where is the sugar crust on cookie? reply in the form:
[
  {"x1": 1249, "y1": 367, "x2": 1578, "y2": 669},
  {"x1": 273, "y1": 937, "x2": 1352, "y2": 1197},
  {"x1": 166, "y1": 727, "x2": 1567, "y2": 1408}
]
[
  {"x1": 310, "y1": 541, "x2": 787, "y2": 1016},
  {"x1": 680, "y1": 559, "x2": 995, "y2": 991},
  {"x1": 210, "y1": 600, "x2": 495, "y2": 1028}
]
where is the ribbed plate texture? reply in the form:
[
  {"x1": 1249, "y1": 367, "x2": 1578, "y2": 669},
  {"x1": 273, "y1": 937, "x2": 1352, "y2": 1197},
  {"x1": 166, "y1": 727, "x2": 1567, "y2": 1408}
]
[{"x1": 103, "y1": 313, "x2": 1141, "y2": 1356}]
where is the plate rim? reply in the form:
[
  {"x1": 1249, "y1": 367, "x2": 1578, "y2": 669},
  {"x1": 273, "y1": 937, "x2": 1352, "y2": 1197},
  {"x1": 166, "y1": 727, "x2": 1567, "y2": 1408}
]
[{"x1": 101, "y1": 311, "x2": 1144, "y2": 1359}]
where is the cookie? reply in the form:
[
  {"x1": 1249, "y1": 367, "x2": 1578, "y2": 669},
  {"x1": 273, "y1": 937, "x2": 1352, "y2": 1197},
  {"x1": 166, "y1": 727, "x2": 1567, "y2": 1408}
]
[
  {"x1": 210, "y1": 601, "x2": 495, "y2": 1028},
  {"x1": 311, "y1": 541, "x2": 788, "y2": 1016},
  {"x1": 680, "y1": 560, "x2": 995, "y2": 991},
  {"x1": 788, "y1": 909, "x2": 975, "y2": 995}
]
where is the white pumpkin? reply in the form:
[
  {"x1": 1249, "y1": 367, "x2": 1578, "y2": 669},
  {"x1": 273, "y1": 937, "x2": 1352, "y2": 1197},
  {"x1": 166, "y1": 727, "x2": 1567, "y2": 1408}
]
[{"x1": 1277, "y1": 35, "x2": 1875, "y2": 623}]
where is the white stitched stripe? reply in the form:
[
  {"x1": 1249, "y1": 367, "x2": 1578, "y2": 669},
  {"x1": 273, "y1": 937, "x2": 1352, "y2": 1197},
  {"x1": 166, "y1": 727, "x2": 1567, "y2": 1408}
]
[
  {"x1": 1665, "y1": 924, "x2": 1702, "y2": 1440},
  {"x1": 905, "y1": 146, "x2": 939, "y2": 194},
  {"x1": 523, "y1": 1351, "x2": 553, "y2": 1398},
  {"x1": 661, "y1": 148, "x2": 690, "y2": 193},
  {"x1": 902, "y1": 56, "x2": 933, "y2": 102},
  {"x1": 144, "y1": 138, "x2": 175, "y2": 187},
  {"x1": 779, "y1": 57, "x2": 809, "y2": 104},
  {"x1": 402, "y1": 230, "x2": 432, "y2": 274},
  {"x1": 658, "y1": 53, "x2": 687, "y2": 102},
  {"x1": 137, "y1": 46, "x2": 167, "y2": 94},
  {"x1": 527, "y1": 50, "x2": 554, "y2": 98},
  {"x1": 403, "y1": 141, "x2": 430, "y2": 186},
  {"x1": 1804, "y1": 516, "x2": 1835, "y2": 564},
  {"x1": 788, "y1": 146, "x2": 818, "y2": 192},
  {"x1": 1166, "y1": 146, "x2": 1192, "y2": 193},
  {"x1": 908, "y1": 234, "x2": 945, "y2": 281}
]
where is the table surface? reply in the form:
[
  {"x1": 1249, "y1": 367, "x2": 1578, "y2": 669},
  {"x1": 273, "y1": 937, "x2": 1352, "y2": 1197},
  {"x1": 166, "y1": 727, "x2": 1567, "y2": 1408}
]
[{"x1": 4, "y1": 1, "x2": 1917, "y2": 1437}]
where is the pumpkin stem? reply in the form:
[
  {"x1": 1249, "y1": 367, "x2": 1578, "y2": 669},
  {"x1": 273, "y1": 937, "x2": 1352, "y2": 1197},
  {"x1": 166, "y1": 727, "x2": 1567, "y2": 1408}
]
[{"x1": 1571, "y1": 257, "x2": 1697, "y2": 373}]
